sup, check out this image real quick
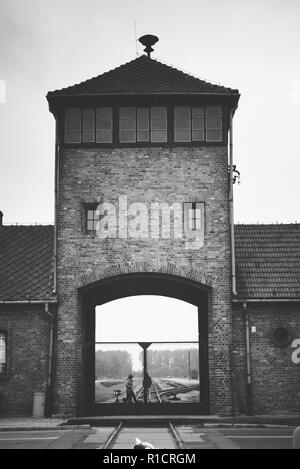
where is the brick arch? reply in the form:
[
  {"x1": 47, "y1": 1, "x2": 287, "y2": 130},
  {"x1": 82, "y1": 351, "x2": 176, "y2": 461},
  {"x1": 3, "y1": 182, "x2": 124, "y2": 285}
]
[{"x1": 76, "y1": 260, "x2": 214, "y2": 288}]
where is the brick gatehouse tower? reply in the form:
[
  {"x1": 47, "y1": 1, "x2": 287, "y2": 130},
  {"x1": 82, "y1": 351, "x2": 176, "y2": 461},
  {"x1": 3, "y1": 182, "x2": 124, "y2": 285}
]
[{"x1": 1, "y1": 35, "x2": 299, "y2": 418}]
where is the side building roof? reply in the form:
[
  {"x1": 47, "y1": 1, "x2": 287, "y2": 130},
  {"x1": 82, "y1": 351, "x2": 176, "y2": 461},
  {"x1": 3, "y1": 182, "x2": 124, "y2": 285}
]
[
  {"x1": 235, "y1": 223, "x2": 300, "y2": 299},
  {"x1": 0, "y1": 223, "x2": 299, "y2": 302},
  {"x1": 0, "y1": 225, "x2": 54, "y2": 302}
]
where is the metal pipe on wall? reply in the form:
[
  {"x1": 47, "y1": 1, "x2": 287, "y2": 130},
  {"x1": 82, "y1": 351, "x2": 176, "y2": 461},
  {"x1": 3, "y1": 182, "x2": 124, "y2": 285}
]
[
  {"x1": 229, "y1": 109, "x2": 237, "y2": 296},
  {"x1": 244, "y1": 306, "x2": 252, "y2": 414},
  {"x1": 45, "y1": 302, "x2": 54, "y2": 417},
  {"x1": 53, "y1": 113, "x2": 60, "y2": 295}
]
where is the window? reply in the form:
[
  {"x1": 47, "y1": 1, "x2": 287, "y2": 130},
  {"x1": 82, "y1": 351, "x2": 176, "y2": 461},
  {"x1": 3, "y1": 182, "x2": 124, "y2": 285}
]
[
  {"x1": 0, "y1": 331, "x2": 7, "y2": 375},
  {"x1": 184, "y1": 202, "x2": 204, "y2": 232},
  {"x1": 174, "y1": 106, "x2": 222, "y2": 142},
  {"x1": 64, "y1": 105, "x2": 222, "y2": 145},
  {"x1": 119, "y1": 107, "x2": 167, "y2": 143},
  {"x1": 65, "y1": 107, "x2": 113, "y2": 143},
  {"x1": 206, "y1": 106, "x2": 222, "y2": 142},
  {"x1": 86, "y1": 206, "x2": 100, "y2": 232}
]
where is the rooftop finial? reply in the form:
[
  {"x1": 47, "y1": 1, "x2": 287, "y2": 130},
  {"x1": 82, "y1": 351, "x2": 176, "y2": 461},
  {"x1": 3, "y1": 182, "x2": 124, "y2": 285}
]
[{"x1": 138, "y1": 34, "x2": 159, "y2": 58}]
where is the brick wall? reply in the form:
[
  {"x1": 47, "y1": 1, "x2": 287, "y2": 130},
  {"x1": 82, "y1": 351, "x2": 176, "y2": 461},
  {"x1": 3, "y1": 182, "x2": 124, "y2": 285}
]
[
  {"x1": 232, "y1": 303, "x2": 300, "y2": 415},
  {"x1": 55, "y1": 145, "x2": 233, "y2": 416},
  {"x1": 0, "y1": 305, "x2": 50, "y2": 416}
]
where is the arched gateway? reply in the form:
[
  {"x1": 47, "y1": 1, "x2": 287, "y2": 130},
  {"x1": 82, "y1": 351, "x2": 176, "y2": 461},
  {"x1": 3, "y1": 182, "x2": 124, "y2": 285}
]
[{"x1": 80, "y1": 270, "x2": 211, "y2": 415}]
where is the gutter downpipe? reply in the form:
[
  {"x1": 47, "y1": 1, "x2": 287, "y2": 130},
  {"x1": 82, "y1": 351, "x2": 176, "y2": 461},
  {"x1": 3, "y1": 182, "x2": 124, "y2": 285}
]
[
  {"x1": 45, "y1": 302, "x2": 54, "y2": 417},
  {"x1": 229, "y1": 109, "x2": 237, "y2": 296},
  {"x1": 53, "y1": 114, "x2": 59, "y2": 296},
  {"x1": 244, "y1": 303, "x2": 252, "y2": 414}
]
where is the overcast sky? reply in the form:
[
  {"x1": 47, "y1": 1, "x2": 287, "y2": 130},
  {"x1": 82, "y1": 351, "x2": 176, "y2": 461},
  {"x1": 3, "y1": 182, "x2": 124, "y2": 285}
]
[{"x1": 0, "y1": 0, "x2": 299, "y2": 225}]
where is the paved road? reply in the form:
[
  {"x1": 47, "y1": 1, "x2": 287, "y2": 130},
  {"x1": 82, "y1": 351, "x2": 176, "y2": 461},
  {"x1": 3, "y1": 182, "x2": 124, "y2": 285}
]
[
  {"x1": 0, "y1": 429, "x2": 70, "y2": 449},
  {"x1": 0, "y1": 426, "x2": 296, "y2": 449},
  {"x1": 219, "y1": 427, "x2": 294, "y2": 449}
]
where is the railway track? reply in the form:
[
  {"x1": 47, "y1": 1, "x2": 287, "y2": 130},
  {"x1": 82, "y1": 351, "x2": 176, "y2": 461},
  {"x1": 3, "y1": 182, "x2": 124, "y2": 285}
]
[{"x1": 102, "y1": 420, "x2": 185, "y2": 449}]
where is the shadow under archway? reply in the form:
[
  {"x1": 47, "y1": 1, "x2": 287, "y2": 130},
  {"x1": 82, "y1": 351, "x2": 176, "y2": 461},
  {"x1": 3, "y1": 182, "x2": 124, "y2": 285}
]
[{"x1": 79, "y1": 272, "x2": 210, "y2": 416}]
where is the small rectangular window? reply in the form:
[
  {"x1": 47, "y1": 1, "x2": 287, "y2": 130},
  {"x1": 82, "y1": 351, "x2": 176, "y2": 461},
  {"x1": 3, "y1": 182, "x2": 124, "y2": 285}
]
[
  {"x1": 119, "y1": 107, "x2": 136, "y2": 142},
  {"x1": 119, "y1": 107, "x2": 167, "y2": 143},
  {"x1": 137, "y1": 108, "x2": 149, "y2": 142},
  {"x1": 184, "y1": 202, "x2": 203, "y2": 232},
  {"x1": 65, "y1": 107, "x2": 81, "y2": 143},
  {"x1": 174, "y1": 106, "x2": 191, "y2": 142},
  {"x1": 86, "y1": 206, "x2": 100, "y2": 232},
  {"x1": 96, "y1": 107, "x2": 113, "y2": 143},
  {"x1": 151, "y1": 107, "x2": 167, "y2": 142},
  {"x1": 0, "y1": 331, "x2": 7, "y2": 375},
  {"x1": 65, "y1": 107, "x2": 113, "y2": 144},
  {"x1": 205, "y1": 106, "x2": 222, "y2": 141},
  {"x1": 174, "y1": 106, "x2": 222, "y2": 143},
  {"x1": 83, "y1": 108, "x2": 95, "y2": 142}
]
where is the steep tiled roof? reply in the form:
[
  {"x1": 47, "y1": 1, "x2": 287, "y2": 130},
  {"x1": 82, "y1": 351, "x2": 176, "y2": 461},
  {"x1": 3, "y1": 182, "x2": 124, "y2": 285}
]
[
  {"x1": 47, "y1": 55, "x2": 239, "y2": 97},
  {"x1": 0, "y1": 225, "x2": 54, "y2": 301},
  {"x1": 0, "y1": 224, "x2": 299, "y2": 301},
  {"x1": 235, "y1": 224, "x2": 300, "y2": 299}
]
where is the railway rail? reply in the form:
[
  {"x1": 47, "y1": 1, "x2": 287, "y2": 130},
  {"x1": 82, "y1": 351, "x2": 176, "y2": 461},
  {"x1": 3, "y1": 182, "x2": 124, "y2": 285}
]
[{"x1": 102, "y1": 420, "x2": 185, "y2": 449}]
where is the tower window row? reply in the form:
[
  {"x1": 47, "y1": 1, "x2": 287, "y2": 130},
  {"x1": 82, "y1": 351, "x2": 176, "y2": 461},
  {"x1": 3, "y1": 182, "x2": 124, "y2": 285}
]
[{"x1": 64, "y1": 106, "x2": 222, "y2": 144}]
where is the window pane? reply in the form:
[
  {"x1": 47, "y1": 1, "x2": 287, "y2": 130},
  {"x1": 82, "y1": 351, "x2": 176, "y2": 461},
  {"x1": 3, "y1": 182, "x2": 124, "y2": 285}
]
[
  {"x1": 83, "y1": 130, "x2": 95, "y2": 142},
  {"x1": 96, "y1": 118, "x2": 112, "y2": 131},
  {"x1": 192, "y1": 118, "x2": 204, "y2": 130},
  {"x1": 87, "y1": 210, "x2": 94, "y2": 220},
  {"x1": 151, "y1": 118, "x2": 167, "y2": 130},
  {"x1": 206, "y1": 106, "x2": 222, "y2": 117},
  {"x1": 151, "y1": 130, "x2": 167, "y2": 142},
  {"x1": 137, "y1": 118, "x2": 149, "y2": 130},
  {"x1": 120, "y1": 118, "x2": 136, "y2": 130},
  {"x1": 192, "y1": 130, "x2": 204, "y2": 141},
  {"x1": 206, "y1": 129, "x2": 222, "y2": 141},
  {"x1": 192, "y1": 107, "x2": 204, "y2": 118},
  {"x1": 83, "y1": 119, "x2": 95, "y2": 130},
  {"x1": 96, "y1": 131, "x2": 112, "y2": 143},
  {"x1": 175, "y1": 118, "x2": 190, "y2": 130},
  {"x1": 137, "y1": 130, "x2": 149, "y2": 142},
  {"x1": 83, "y1": 108, "x2": 95, "y2": 119},
  {"x1": 120, "y1": 130, "x2": 136, "y2": 142},
  {"x1": 151, "y1": 106, "x2": 167, "y2": 118},
  {"x1": 65, "y1": 131, "x2": 81, "y2": 143},
  {"x1": 137, "y1": 108, "x2": 149, "y2": 118},
  {"x1": 65, "y1": 119, "x2": 81, "y2": 130},
  {"x1": 206, "y1": 118, "x2": 222, "y2": 129},
  {"x1": 119, "y1": 107, "x2": 135, "y2": 118},
  {"x1": 97, "y1": 107, "x2": 112, "y2": 119},
  {"x1": 174, "y1": 107, "x2": 190, "y2": 118},
  {"x1": 65, "y1": 108, "x2": 81, "y2": 118},
  {"x1": 0, "y1": 333, "x2": 5, "y2": 365},
  {"x1": 175, "y1": 130, "x2": 191, "y2": 142},
  {"x1": 87, "y1": 220, "x2": 94, "y2": 231}
]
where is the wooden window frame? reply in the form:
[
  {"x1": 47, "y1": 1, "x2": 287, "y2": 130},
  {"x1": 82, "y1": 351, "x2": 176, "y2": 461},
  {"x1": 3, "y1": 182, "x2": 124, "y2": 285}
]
[
  {"x1": 62, "y1": 102, "x2": 227, "y2": 148},
  {"x1": 65, "y1": 107, "x2": 113, "y2": 144},
  {"x1": 119, "y1": 106, "x2": 168, "y2": 143},
  {"x1": 174, "y1": 106, "x2": 222, "y2": 143},
  {"x1": 0, "y1": 330, "x2": 7, "y2": 376}
]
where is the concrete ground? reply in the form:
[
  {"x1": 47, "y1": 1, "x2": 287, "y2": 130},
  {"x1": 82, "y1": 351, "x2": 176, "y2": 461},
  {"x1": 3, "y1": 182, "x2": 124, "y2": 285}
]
[{"x1": 0, "y1": 415, "x2": 299, "y2": 449}]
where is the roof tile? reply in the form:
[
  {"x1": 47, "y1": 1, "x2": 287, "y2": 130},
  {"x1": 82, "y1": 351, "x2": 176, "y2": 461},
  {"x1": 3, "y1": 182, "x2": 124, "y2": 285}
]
[
  {"x1": 47, "y1": 55, "x2": 239, "y2": 97},
  {"x1": 0, "y1": 226, "x2": 54, "y2": 301}
]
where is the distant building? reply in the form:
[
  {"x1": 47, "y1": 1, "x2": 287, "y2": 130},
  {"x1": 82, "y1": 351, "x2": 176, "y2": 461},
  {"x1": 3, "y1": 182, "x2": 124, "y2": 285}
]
[{"x1": 0, "y1": 37, "x2": 299, "y2": 417}]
